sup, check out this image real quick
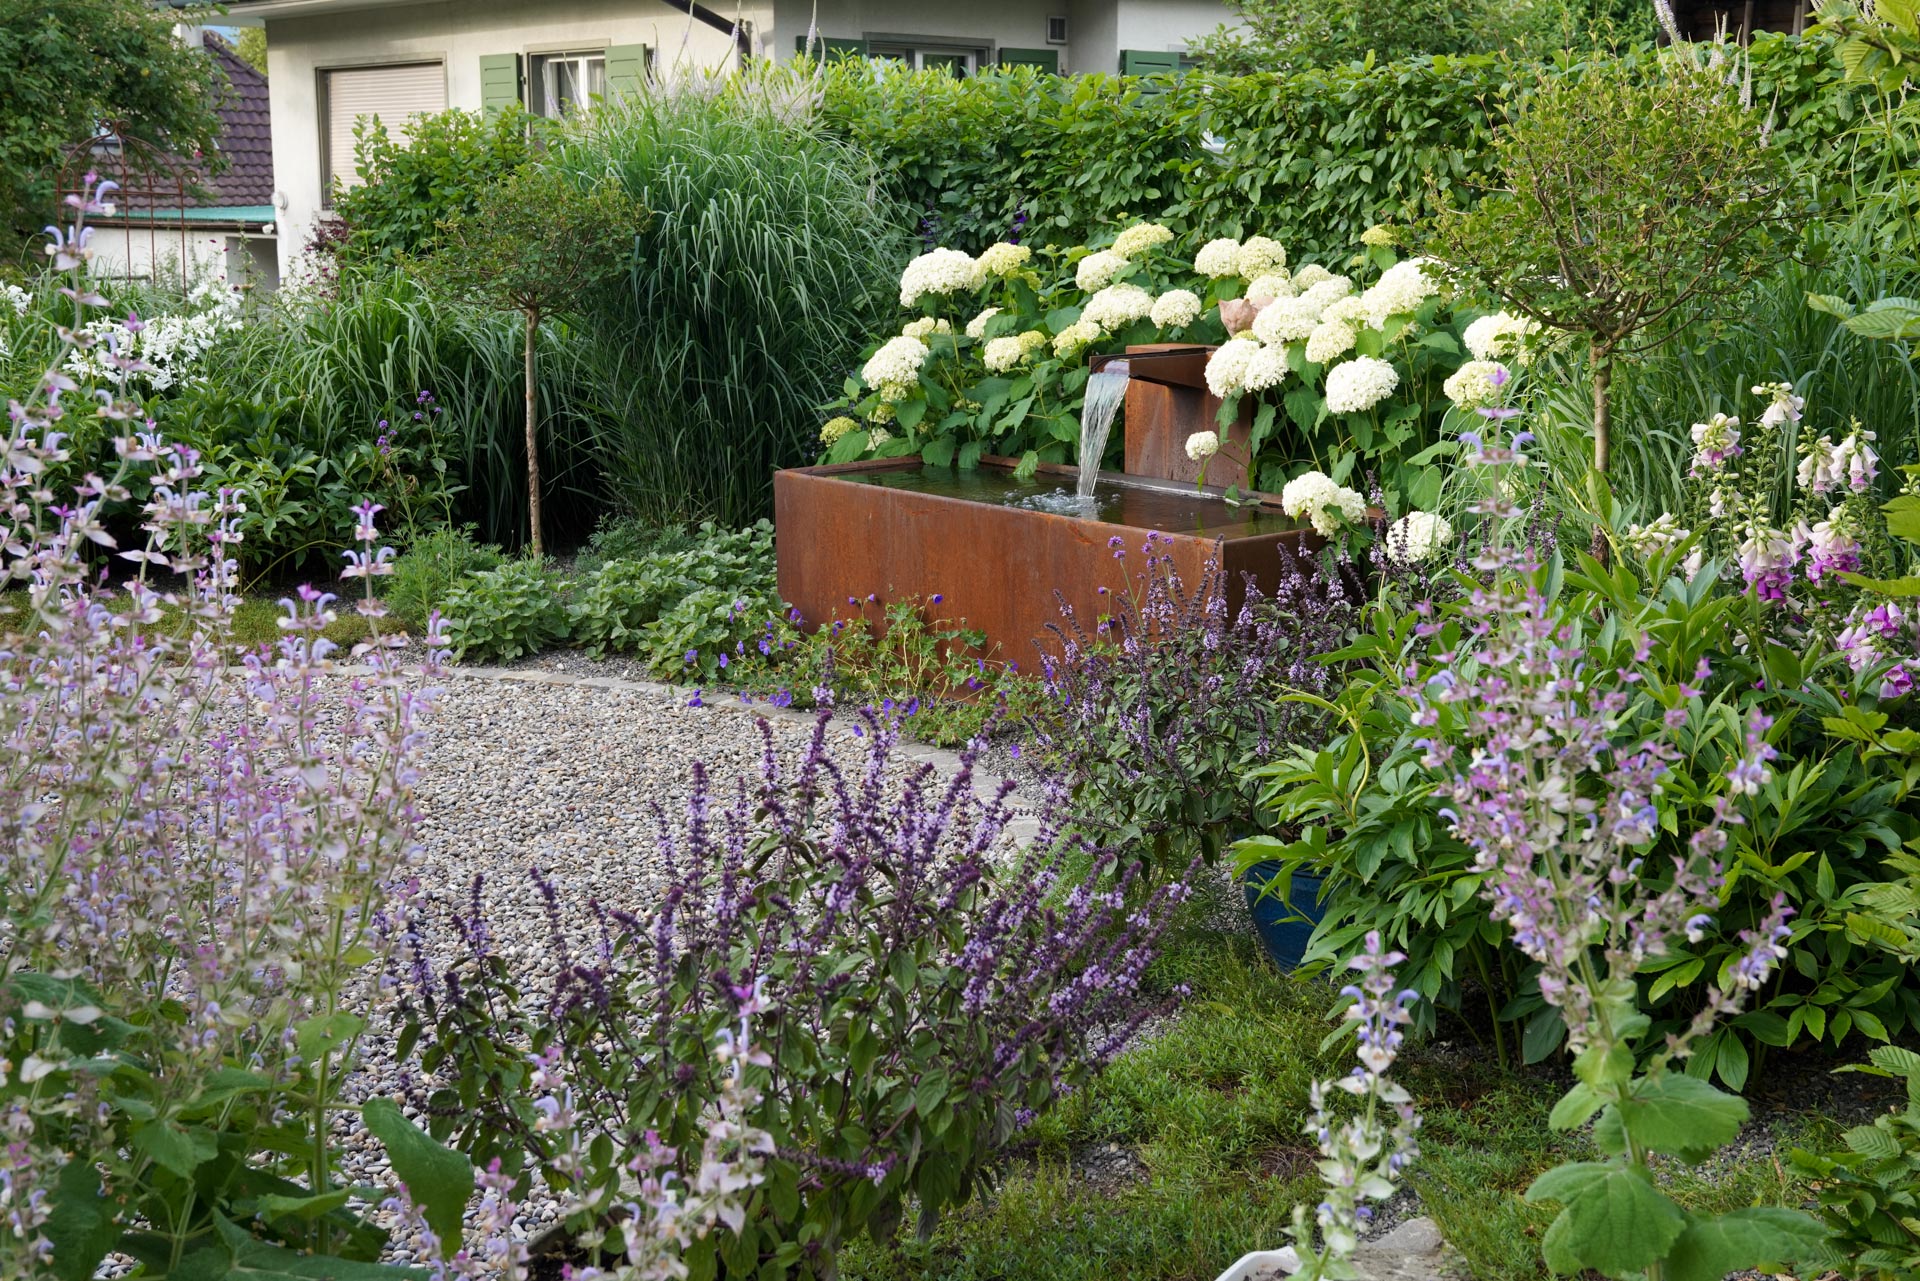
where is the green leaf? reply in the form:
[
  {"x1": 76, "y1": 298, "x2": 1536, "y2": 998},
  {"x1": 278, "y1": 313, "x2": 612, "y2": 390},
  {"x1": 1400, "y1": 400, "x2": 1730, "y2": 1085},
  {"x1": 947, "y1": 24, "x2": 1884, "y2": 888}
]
[
  {"x1": 1879, "y1": 494, "x2": 1920, "y2": 546},
  {"x1": 133, "y1": 1121, "x2": 219, "y2": 1178},
  {"x1": 1843, "y1": 1122, "x2": 1903, "y2": 1160},
  {"x1": 45, "y1": 1158, "x2": 121, "y2": 1281},
  {"x1": 1843, "y1": 298, "x2": 1920, "y2": 340},
  {"x1": 1616, "y1": 1074, "x2": 1748, "y2": 1163},
  {"x1": 295, "y1": 1011, "x2": 366, "y2": 1065},
  {"x1": 363, "y1": 1098, "x2": 473, "y2": 1257},
  {"x1": 920, "y1": 436, "x2": 955, "y2": 469},
  {"x1": 1663, "y1": 1207, "x2": 1828, "y2": 1281},
  {"x1": 1548, "y1": 1083, "x2": 1605, "y2": 1132},
  {"x1": 895, "y1": 397, "x2": 928, "y2": 432},
  {"x1": 1527, "y1": 1162, "x2": 1687, "y2": 1274}
]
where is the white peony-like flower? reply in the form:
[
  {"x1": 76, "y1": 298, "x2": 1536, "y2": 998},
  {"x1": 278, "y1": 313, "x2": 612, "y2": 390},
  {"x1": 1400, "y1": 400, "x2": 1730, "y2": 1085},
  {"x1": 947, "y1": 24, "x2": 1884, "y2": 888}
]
[
  {"x1": 899, "y1": 248, "x2": 983, "y2": 306},
  {"x1": 1204, "y1": 337, "x2": 1263, "y2": 397},
  {"x1": 1323, "y1": 356, "x2": 1401, "y2": 414},
  {"x1": 1462, "y1": 310, "x2": 1541, "y2": 362},
  {"x1": 901, "y1": 316, "x2": 951, "y2": 339},
  {"x1": 1244, "y1": 272, "x2": 1296, "y2": 302},
  {"x1": 1304, "y1": 321, "x2": 1356, "y2": 365},
  {"x1": 1358, "y1": 258, "x2": 1441, "y2": 328},
  {"x1": 1236, "y1": 235, "x2": 1287, "y2": 279},
  {"x1": 1442, "y1": 360, "x2": 1508, "y2": 409},
  {"x1": 1052, "y1": 320, "x2": 1104, "y2": 357},
  {"x1": 965, "y1": 307, "x2": 1001, "y2": 339},
  {"x1": 1195, "y1": 237, "x2": 1242, "y2": 278},
  {"x1": 1252, "y1": 295, "x2": 1323, "y2": 344},
  {"x1": 983, "y1": 335, "x2": 1029, "y2": 372},
  {"x1": 1150, "y1": 289, "x2": 1203, "y2": 328},
  {"x1": 1112, "y1": 222, "x2": 1174, "y2": 257},
  {"x1": 1082, "y1": 283, "x2": 1155, "y2": 330},
  {"x1": 1281, "y1": 470, "x2": 1368, "y2": 536},
  {"x1": 861, "y1": 335, "x2": 930, "y2": 399},
  {"x1": 1185, "y1": 430, "x2": 1220, "y2": 461},
  {"x1": 977, "y1": 242, "x2": 1031, "y2": 276},
  {"x1": 1076, "y1": 249, "x2": 1131, "y2": 292},
  {"x1": 1387, "y1": 511, "x2": 1453, "y2": 563},
  {"x1": 1243, "y1": 343, "x2": 1290, "y2": 392}
]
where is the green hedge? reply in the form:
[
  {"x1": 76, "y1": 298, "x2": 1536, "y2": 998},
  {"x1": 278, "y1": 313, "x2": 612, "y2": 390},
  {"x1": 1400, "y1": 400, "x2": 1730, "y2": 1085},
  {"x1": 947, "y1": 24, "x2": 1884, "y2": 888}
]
[{"x1": 816, "y1": 34, "x2": 1876, "y2": 260}]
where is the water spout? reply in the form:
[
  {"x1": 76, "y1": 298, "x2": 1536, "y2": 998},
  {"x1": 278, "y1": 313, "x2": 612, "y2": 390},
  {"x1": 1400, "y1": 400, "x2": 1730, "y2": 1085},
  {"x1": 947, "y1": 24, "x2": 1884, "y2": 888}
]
[{"x1": 1078, "y1": 360, "x2": 1129, "y2": 500}]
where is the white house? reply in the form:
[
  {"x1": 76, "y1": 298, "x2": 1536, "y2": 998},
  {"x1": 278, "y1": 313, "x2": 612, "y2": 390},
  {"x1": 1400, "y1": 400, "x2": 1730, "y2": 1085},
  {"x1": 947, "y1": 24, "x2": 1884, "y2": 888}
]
[{"x1": 224, "y1": 0, "x2": 1238, "y2": 279}]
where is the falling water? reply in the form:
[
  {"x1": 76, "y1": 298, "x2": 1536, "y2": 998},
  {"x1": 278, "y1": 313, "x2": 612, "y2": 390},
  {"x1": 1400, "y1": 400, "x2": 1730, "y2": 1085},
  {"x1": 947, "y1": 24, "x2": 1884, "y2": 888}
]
[{"x1": 1077, "y1": 362, "x2": 1130, "y2": 500}]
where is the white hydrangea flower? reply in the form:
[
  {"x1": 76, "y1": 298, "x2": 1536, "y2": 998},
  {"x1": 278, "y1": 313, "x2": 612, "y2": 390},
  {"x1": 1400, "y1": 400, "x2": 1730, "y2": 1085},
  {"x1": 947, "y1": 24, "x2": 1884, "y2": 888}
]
[
  {"x1": 869, "y1": 427, "x2": 894, "y2": 446},
  {"x1": 1150, "y1": 289, "x2": 1203, "y2": 328},
  {"x1": 1185, "y1": 430, "x2": 1220, "y2": 461},
  {"x1": 1322, "y1": 295, "x2": 1371, "y2": 328},
  {"x1": 1205, "y1": 337, "x2": 1263, "y2": 397},
  {"x1": 983, "y1": 335, "x2": 1030, "y2": 372},
  {"x1": 1461, "y1": 310, "x2": 1541, "y2": 362},
  {"x1": 977, "y1": 242, "x2": 1031, "y2": 276},
  {"x1": 1304, "y1": 321, "x2": 1356, "y2": 365},
  {"x1": 1076, "y1": 249, "x2": 1131, "y2": 292},
  {"x1": 1388, "y1": 511, "x2": 1453, "y2": 563},
  {"x1": 1236, "y1": 235, "x2": 1287, "y2": 279},
  {"x1": 1195, "y1": 237, "x2": 1242, "y2": 278},
  {"x1": 1443, "y1": 360, "x2": 1508, "y2": 409},
  {"x1": 1017, "y1": 329, "x2": 1049, "y2": 353},
  {"x1": 1291, "y1": 264, "x2": 1336, "y2": 289},
  {"x1": 1301, "y1": 277, "x2": 1353, "y2": 310},
  {"x1": 1082, "y1": 283, "x2": 1155, "y2": 330},
  {"x1": 1252, "y1": 295, "x2": 1323, "y2": 344},
  {"x1": 1243, "y1": 343, "x2": 1290, "y2": 392},
  {"x1": 1324, "y1": 356, "x2": 1401, "y2": 414},
  {"x1": 1359, "y1": 258, "x2": 1441, "y2": 328},
  {"x1": 861, "y1": 334, "x2": 930, "y2": 399},
  {"x1": 1052, "y1": 320, "x2": 1104, "y2": 358},
  {"x1": 1281, "y1": 470, "x2": 1368, "y2": 536},
  {"x1": 899, "y1": 248, "x2": 983, "y2": 306},
  {"x1": 1112, "y1": 222, "x2": 1174, "y2": 257},
  {"x1": 964, "y1": 307, "x2": 1000, "y2": 340},
  {"x1": 1245, "y1": 272, "x2": 1296, "y2": 302},
  {"x1": 901, "y1": 317, "x2": 951, "y2": 339}
]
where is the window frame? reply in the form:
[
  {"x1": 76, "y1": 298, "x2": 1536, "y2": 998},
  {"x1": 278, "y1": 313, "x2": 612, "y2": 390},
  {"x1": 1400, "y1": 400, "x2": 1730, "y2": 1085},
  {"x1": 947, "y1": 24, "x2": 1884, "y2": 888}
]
[
  {"x1": 864, "y1": 34, "x2": 991, "y2": 76},
  {"x1": 526, "y1": 47, "x2": 610, "y2": 118}
]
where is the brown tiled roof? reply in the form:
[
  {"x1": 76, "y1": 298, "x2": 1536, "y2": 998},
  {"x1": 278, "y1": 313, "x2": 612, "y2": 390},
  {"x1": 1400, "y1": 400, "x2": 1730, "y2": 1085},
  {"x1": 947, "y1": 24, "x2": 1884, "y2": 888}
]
[{"x1": 198, "y1": 32, "x2": 274, "y2": 206}]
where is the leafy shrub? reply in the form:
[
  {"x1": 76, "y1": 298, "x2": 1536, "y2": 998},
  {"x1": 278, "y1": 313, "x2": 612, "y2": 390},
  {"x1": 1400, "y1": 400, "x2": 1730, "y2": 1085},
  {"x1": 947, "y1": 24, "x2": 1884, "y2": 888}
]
[
  {"x1": 386, "y1": 525, "x2": 504, "y2": 632},
  {"x1": 398, "y1": 713, "x2": 1193, "y2": 1280},
  {"x1": 333, "y1": 105, "x2": 553, "y2": 266},
  {"x1": 569, "y1": 520, "x2": 778, "y2": 672},
  {"x1": 1185, "y1": 0, "x2": 1654, "y2": 72},
  {"x1": 1791, "y1": 1046, "x2": 1920, "y2": 1280},
  {"x1": 442, "y1": 558, "x2": 572, "y2": 662}
]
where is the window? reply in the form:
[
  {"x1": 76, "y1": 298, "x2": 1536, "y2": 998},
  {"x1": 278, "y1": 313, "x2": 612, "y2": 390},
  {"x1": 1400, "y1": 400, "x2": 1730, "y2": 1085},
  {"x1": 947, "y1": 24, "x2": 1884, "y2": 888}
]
[
  {"x1": 866, "y1": 39, "x2": 988, "y2": 76},
  {"x1": 528, "y1": 49, "x2": 608, "y2": 117},
  {"x1": 322, "y1": 62, "x2": 446, "y2": 197}
]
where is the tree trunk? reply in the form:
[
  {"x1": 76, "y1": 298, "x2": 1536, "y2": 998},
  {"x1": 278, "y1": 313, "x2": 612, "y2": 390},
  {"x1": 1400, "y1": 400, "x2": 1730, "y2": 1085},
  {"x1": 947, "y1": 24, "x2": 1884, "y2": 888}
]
[
  {"x1": 524, "y1": 307, "x2": 543, "y2": 558},
  {"x1": 1590, "y1": 339, "x2": 1613, "y2": 477}
]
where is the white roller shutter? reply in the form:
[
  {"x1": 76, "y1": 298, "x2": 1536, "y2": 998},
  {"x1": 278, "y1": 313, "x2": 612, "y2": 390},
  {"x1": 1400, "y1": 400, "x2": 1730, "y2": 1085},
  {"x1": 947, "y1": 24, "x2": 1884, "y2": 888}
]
[{"x1": 323, "y1": 63, "x2": 446, "y2": 194}]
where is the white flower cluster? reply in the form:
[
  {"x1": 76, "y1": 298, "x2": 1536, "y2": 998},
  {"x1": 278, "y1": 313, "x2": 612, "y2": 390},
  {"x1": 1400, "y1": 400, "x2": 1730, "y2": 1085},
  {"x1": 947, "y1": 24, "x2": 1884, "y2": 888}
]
[
  {"x1": 1462, "y1": 310, "x2": 1540, "y2": 363},
  {"x1": 1194, "y1": 237, "x2": 1243, "y2": 278},
  {"x1": 860, "y1": 334, "x2": 930, "y2": 399},
  {"x1": 1281, "y1": 470, "x2": 1367, "y2": 536},
  {"x1": 1185, "y1": 430, "x2": 1220, "y2": 462},
  {"x1": 1304, "y1": 321, "x2": 1356, "y2": 364},
  {"x1": 1324, "y1": 355, "x2": 1401, "y2": 414},
  {"x1": 1236, "y1": 236, "x2": 1287, "y2": 279},
  {"x1": 4, "y1": 284, "x2": 28, "y2": 316},
  {"x1": 899, "y1": 248, "x2": 982, "y2": 306},
  {"x1": 1358, "y1": 258, "x2": 1441, "y2": 329},
  {"x1": 1150, "y1": 289, "x2": 1202, "y2": 329},
  {"x1": 1387, "y1": 510, "x2": 1453, "y2": 563},
  {"x1": 1245, "y1": 272, "x2": 1295, "y2": 301},
  {"x1": 1204, "y1": 337, "x2": 1262, "y2": 398},
  {"x1": 977, "y1": 242, "x2": 1031, "y2": 276},
  {"x1": 1753, "y1": 380, "x2": 1805, "y2": 428},
  {"x1": 1442, "y1": 360, "x2": 1507, "y2": 409},
  {"x1": 65, "y1": 279, "x2": 244, "y2": 393},
  {"x1": 901, "y1": 316, "x2": 951, "y2": 339},
  {"x1": 1075, "y1": 249, "x2": 1130, "y2": 292},
  {"x1": 965, "y1": 307, "x2": 1000, "y2": 339},
  {"x1": 1081, "y1": 283, "x2": 1154, "y2": 330},
  {"x1": 1052, "y1": 320, "x2": 1104, "y2": 358},
  {"x1": 1112, "y1": 221, "x2": 1174, "y2": 257},
  {"x1": 982, "y1": 329, "x2": 1049, "y2": 372},
  {"x1": 1622, "y1": 512, "x2": 1691, "y2": 556},
  {"x1": 1252, "y1": 295, "x2": 1323, "y2": 344},
  {"x1": 1243, "y1": 343, "x2": 1290, "y2": 393}
]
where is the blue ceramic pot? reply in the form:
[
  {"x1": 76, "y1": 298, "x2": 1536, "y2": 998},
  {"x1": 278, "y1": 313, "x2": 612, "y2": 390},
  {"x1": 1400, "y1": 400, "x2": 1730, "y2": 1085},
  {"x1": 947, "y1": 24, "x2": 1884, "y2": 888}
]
[{"x1": 1241, "y1": 861, "x2": 1326, "y2": 972}]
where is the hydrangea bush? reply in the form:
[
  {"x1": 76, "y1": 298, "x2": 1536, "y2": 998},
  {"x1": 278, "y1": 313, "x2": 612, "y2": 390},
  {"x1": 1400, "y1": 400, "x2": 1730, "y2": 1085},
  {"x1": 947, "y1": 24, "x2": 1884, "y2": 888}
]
[{"x1": 820, "y1": 223, "x2": 1513, "y2": 510}]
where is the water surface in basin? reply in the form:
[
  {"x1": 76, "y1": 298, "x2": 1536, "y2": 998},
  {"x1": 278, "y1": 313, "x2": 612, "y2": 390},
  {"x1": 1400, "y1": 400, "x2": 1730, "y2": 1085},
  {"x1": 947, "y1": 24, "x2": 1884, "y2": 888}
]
[{"x1": 839, "y1": 464, "x2": 1303, "y2": 539}]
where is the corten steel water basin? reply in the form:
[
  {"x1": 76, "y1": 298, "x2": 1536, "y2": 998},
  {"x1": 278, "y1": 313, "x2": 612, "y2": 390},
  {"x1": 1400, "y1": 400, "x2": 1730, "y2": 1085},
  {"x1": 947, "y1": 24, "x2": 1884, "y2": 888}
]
[
  {"x1": 773, "y1": 457, "x2": 1324, "y2": 663},
  {"x1": 1092, "y1": 344, "x2": 1256, "y2": 490}
]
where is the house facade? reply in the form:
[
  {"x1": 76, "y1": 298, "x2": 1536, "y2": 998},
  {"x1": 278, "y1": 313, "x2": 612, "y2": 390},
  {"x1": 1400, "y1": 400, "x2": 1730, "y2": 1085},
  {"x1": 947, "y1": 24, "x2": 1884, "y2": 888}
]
[{"x1": 226, "y1": 0, "x2": 1237, "y2": 278}]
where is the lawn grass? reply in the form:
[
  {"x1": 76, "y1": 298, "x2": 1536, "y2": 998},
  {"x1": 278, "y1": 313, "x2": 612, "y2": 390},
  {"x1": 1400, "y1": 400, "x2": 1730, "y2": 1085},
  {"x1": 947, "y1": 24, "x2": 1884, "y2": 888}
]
[
  {"x1": 841, "y1": 923, "x2": 1833, "y2": 1281},
  {"x1": 2, "y1": 590, "x2": 376, "y2": 652}
]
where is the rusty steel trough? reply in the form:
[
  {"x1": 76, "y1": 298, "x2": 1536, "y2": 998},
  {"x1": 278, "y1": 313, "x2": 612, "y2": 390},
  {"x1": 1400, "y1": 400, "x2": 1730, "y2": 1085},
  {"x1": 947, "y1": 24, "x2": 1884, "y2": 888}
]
[{"x1": 773, "y1": 457, "x2": 1323, "y2": 663}]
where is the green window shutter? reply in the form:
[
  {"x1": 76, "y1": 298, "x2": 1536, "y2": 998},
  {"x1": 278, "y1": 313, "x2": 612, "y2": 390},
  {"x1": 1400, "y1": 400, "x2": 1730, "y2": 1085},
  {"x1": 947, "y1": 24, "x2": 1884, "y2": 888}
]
[
  {"x1": 997, "y1": 47, "x2": 1059, "y2": 71},
  {"x1": 1120, "y1": 49, "x2": 1183, "y2": 77},
  {"x1": 606, "y1": 43, "x2": 650, "y2": 97},
  {"x1": 479, "y1": 53, "x2": 521, "y2": 114},
  {"x1": 794, "y1": 35, "x2": 869, "y2": 59}
]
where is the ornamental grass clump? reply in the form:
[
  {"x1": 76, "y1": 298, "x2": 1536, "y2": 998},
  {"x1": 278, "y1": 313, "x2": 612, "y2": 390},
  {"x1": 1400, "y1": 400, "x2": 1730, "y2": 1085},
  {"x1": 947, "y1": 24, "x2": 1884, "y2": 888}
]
[
  {"x1": 396, "y1": 712, "x2": 1191, "y2": 1280},
  {"x1": 5, "y1": 177, "x2": 468, "y2": 1277}
]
